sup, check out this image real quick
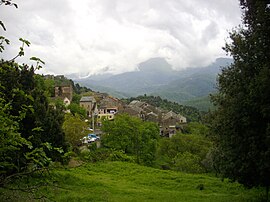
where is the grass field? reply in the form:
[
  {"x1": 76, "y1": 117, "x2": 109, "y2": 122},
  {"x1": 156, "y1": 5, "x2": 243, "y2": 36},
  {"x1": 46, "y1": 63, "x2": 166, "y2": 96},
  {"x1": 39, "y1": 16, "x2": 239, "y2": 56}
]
[{"x1": 1, "y1": 161, "x2": 264, "y2": 202}]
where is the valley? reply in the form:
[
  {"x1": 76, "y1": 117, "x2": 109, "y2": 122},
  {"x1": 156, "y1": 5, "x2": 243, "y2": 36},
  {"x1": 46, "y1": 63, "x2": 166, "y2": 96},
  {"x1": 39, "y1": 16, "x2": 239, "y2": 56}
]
[{"x1": 72, "y1": 57, "x2": 232, "y2": 111}]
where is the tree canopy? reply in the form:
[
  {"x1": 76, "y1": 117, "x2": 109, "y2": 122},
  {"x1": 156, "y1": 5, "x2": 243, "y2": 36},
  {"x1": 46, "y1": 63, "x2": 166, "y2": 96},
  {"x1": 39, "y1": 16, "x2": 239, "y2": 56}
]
[
  {"x1": 101, "y1": 114, "x2": 160, "y2": 166},
  {"x1": 210, "y1": 0, "x2": 270, "y2": 194}
]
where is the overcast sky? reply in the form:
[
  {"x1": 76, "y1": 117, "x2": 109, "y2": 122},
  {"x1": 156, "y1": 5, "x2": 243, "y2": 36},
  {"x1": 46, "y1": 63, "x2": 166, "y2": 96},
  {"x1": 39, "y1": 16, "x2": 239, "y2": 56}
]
[{"x1": 1, "y1": 0, "x2": 242, "y2": 76}]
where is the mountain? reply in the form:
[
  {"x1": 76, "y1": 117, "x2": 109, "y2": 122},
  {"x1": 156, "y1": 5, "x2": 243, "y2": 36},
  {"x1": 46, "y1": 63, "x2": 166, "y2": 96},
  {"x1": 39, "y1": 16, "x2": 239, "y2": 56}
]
[{"x1": 72, "y1": 57, "x2": 233, "y2": 111}]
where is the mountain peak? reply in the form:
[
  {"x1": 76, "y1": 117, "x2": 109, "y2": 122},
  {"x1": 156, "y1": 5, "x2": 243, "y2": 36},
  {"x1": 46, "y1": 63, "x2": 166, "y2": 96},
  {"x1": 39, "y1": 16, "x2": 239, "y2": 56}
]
[{"x1": 138, "y1": 57, "x2": 173, "y2": 72}]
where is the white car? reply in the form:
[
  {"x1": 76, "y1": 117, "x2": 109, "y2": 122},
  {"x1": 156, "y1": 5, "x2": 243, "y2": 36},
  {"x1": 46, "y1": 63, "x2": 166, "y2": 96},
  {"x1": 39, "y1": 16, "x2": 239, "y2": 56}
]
[
  {"x1": 81, "y1": 134, "x2": 100, "y2": 144},
  {"x1": 87, "y1": 134, "x2": 100, "y2": 142}
]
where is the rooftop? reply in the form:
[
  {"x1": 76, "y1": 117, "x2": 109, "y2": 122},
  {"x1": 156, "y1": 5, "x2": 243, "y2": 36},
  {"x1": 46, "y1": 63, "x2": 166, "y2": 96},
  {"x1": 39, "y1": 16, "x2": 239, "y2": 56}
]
[{"x1": 80, "y1": 96, "x2": 96, "y2": 102}]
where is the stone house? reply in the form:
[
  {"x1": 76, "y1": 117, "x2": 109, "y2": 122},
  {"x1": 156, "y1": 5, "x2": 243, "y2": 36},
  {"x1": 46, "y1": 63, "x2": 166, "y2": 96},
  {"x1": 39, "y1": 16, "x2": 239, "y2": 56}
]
[
  {"x1": 96, "y1": 96, "x2": 124, "y2": 126},
  {"x1": 160, "y1": 111, "x2": 187, "y2": 137},
  {"x1": 145, "y1": 111, "x2": 159, "y2": 122},
  {"x1": 119, "y1": 99, "x2": 187, "y2": 137},
  {"x1": 54, "y1": 84, "x2": 73, "y2": 106},
  {"x1": 120, "y1": 105, "x2": 145, "y2": 119},
  {"x1": 162, "y1": 111, "x2": 185, "y2": 125},
  {"x1": 80, "y1": 96, "x2": 97, "y2": 117}
]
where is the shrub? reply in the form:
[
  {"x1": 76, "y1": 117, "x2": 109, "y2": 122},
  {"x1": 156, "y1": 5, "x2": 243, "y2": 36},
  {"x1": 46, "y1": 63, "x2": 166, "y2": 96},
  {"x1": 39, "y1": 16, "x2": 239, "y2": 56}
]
[{"x1": 173, "y1": 152, "x2": 204, "y2": 173}]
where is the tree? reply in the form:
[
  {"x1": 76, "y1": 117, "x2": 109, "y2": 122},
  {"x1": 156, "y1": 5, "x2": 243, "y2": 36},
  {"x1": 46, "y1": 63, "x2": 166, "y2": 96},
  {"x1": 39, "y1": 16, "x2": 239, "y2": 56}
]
[
  {"x1": 101, "y1": 114, "x2": 159, "y2": 166},
  {"x1": 157, "y1": 132, "x2": 212, "y2": 173},
  {"x1": 62, "y1": 113, "x2": 89, "y2": 149},
  {"x1": 0, "y1": 1, "x2": 68, "y2": 197},
  {"x1": 0, "y1": 93, "x2": 31, "y2": 178},
  {"x1": 0, "y1": 36, "x2": 68, "y2": 185},
  {"x1": 67, "y1": 103, "x2": 86, "y2": 117},
  {"x1": 210, "y1": 0, "x2": 270, "y2": 196},
  {"x1": 0, "y1": 0, "x2": 18, "y2": 31},
  {"x1": 71, "y1": 93, "x2": 82, "y2": 104}
]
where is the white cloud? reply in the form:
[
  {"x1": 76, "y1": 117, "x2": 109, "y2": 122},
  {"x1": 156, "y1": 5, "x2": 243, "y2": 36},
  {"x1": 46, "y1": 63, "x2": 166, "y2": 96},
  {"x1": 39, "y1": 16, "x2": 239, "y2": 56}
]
[{"x1": 0, "y1": 0, "x2": 242, "y2": 75}]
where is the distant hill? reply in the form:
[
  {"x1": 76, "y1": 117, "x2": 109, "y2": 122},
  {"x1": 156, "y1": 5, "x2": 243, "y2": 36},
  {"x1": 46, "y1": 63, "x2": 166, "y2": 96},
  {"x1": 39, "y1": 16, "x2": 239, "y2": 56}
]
[
  {"x1": 71, "y1": 57, "x2": 233, "y2": 111},
  {"x1": 182, "y1": 96, "x2": 215, "y2": 112}
]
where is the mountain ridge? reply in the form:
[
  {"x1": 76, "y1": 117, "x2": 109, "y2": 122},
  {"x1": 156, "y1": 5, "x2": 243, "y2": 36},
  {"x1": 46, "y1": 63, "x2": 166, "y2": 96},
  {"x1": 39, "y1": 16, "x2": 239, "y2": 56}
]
[{"x1": 71, "y1": 57, "x2": 233, "y2": 111}]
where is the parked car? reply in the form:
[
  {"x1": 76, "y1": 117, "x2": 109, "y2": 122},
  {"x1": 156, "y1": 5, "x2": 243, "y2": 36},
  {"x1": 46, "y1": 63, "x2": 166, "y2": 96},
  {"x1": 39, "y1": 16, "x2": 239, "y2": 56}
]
[
  {"x1": 81, "y1": 134, "x2": 100, "y2": 144},
  {"x1": 87, "y1": 134, "x2": 100, "y2": 142},
  {"x1": 80, "y1": 136, "x2": 89, "y2": 144}
]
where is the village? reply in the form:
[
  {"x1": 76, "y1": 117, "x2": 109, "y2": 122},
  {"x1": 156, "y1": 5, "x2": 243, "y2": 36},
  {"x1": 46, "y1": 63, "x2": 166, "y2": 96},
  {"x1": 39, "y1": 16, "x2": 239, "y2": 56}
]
[{"x1": 51, "y1": 75, "x2": 187, "y2": 139}]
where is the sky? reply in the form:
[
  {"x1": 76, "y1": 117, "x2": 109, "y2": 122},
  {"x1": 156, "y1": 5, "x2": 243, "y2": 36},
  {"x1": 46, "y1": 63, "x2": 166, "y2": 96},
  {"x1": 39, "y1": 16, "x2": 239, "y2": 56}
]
[{"x1": 1, "y1": 0, "x2": 242, "y2": 76}]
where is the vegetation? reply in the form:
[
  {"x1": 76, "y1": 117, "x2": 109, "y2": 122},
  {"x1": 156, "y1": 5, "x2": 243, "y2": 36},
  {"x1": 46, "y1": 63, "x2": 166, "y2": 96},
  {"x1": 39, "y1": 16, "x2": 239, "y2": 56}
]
[
  {"x1": 62, "y1": 113, "x2": 89, "y2": 149},
  {"x1": 1, "y1": 0, "x2": 269, "y2": 201},
  {"x1": 182, "y1": 95, "x2": 214, "y2": 112},
  {"x1": 101, "y1": 114, "x2": 160, "y2": 166},
  {"x1": 0, "y1": 161, "x2": 264, "y2": 202},
  {"x1": 157, "y1": 123, "x2": 212, "y2": 173},
  {"x1": 0, "y1": 55, "x2": 68, "y2": 186},
  {"x1": 210, "y1": 0, "x2": 270, "y2": 197},
  {"x1": 1, "y1": 2, "x2": 68, "y2": 188},
  {"x1": 81, "y1": 115, "x2": 213, "y2": 174},
  {"x1": 123, "y1": 95, "x2": 202, "y2": 122}
]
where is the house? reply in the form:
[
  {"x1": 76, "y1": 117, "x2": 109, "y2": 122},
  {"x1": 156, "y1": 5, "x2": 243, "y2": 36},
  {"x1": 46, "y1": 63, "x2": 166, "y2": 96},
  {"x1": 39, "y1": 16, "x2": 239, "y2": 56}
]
[
  {"x1": 129, "y1": 100, "x2": 148, "y2": 109},
  {"x1": 97, "y1": 113, "x2": 115, "y2": 126},
  {"x1": 100, "y1": 96, "x2": 123, "y2": 110},
  {"x1": 96, "y1": 96, "x2": 124, "y2": 126},
  {"x1": 160, "y1": 111, "x2": 187, "y2": 137},
  {"x1": 119, "y1": 105, "x2": 145, "y2": 119},
  {"x1": 118, "y1": 99, "x2": 188, "y2": 137},
  {"x1": 145, "y1": 112, "x2": 159, "y2": 122},
  {"x1": 163, "y1": 111, "x2": 187, "y2": 124},
  {"x1": 96, "y1": 105, "x2": 117, "y2": 126},
  {"x1": 55, "y1": 84, "x2": 73, "y2": 101},
  {"x1": 80, "y1": 96, "x2": 97, "y2": 117},
  {"x1": 98, "y1": 106, "x2": 118, "y2": 115},
  {"x1": 54, "y1": 84, "x2": 73, "y2": 106}
]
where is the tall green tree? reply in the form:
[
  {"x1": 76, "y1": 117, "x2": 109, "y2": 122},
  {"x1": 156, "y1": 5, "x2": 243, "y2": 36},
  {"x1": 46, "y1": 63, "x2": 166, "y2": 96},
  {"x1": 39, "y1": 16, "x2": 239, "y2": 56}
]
[
  {"x1": 62, "y1": 113, "x2": 89, "y2": 148},
  {"x1": 210, "y1": 0, "x2": 270, "y2": 194},
  {"x1": 101, "y1": 114, "x2": 159, "y2": 166}
]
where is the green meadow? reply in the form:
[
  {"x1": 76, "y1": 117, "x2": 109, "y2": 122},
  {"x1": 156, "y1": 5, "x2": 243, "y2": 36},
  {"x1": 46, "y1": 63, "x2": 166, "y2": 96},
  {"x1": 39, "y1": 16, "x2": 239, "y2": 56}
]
[{"x1": 1, "y1": 161, "x2": 263, "y2": 202}]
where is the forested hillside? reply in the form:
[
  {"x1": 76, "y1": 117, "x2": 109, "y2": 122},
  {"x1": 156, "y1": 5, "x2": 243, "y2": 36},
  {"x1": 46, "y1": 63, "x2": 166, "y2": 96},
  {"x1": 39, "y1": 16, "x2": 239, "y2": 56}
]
[{"x1": 74, "y1": 57, "x2": 232, "y2": 111}]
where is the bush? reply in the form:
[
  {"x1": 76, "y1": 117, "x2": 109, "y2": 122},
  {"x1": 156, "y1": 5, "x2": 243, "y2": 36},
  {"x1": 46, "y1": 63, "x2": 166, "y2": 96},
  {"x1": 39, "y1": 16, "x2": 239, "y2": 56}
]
[
  {"x1": 79, "y1": 146, "x2": 135, "y2": 164},
  {"x1": 157, "y1": 131, "x2": 212, "y2": 173},
  {"x1": 173, "y1": 152, "x2": 204, "y2": 173},
  {"x1": 108, "y1": 150, "x2": 135, "y2": 163}
]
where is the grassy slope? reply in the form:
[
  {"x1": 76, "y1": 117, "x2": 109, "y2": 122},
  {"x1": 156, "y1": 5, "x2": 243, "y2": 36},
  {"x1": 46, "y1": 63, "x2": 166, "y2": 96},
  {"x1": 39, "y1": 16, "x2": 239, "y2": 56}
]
[{"x1": 1, "y1": 161, "x2": 262, "y2": 202}]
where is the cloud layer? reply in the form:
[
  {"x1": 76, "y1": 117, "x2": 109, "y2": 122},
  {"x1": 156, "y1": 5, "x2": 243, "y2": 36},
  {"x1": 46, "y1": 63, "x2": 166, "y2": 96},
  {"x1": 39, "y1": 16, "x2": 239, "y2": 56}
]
[{"x1": 1, "y1": 0, "x2": 242, "y2": 75}]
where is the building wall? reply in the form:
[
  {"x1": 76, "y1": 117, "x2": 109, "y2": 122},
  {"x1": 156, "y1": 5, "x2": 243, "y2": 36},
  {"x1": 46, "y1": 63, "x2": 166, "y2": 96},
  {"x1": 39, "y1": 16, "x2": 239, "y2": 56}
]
[
  {"x1": 97, "y1": 113, "x2": 115, "y2": 126},
  {"x1": 55, "y1": 85, "x2": 73, "y2": 101},
  {"x1": 80, "y1": 102, "x2": 94, "y2": 116}
]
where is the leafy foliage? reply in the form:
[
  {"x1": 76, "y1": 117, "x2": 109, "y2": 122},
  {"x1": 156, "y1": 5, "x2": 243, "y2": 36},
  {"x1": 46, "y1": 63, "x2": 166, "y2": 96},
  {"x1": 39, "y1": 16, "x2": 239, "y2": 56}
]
[
  {"x1": 0, "y1": 42, "x2": 67, "y2": 185},
  {"x1": 62, "y1": 113, "x2": 89, "y2": 148},
  {"x1": 210, "y1": 0, "x2": 270, "y2": 191},
  {"x1": 0, "y1": 0, "x2": 18, "y2": 31},
  {"x1": 157, "y1": 123, "x2": 212, "y2": 173},
  {"x1": 101, "y1": 114, "x2": 160, "y2": 166},
  {"x1": 0, "y1": 96, "x2": 31, "y2": 176},
  {"x1": 67, "y1": 103, "x2": 86, "y2": 117}
]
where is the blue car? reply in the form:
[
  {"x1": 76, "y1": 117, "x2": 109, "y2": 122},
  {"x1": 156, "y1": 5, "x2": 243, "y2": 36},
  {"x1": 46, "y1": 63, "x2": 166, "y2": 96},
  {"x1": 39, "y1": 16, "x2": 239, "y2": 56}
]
[{"x1": 87, "y1": 134, "x2": 100, "y2": 142}]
